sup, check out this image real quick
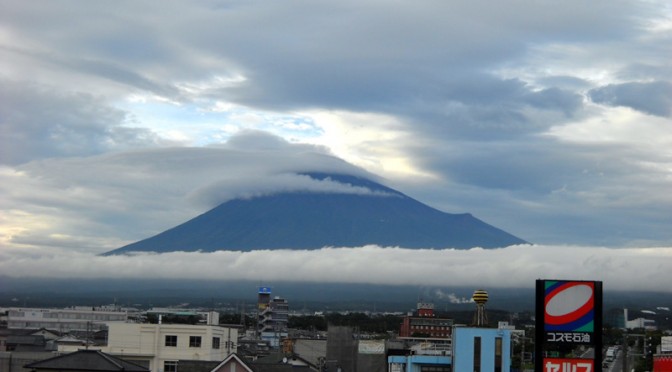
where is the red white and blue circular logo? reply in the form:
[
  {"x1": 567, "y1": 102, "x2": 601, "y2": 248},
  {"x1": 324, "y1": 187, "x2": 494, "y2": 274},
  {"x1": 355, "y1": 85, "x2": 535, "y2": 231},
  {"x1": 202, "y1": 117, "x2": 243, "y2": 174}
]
[{"x1": 544, "y1": 281, "x2": 594, "y2": 331}]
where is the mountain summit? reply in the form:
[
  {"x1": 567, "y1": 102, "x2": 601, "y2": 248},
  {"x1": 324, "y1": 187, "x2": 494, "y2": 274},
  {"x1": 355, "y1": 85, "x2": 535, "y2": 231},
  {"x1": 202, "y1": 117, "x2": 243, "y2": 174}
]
[{"x1": 105, "y1": 172, "x2": 526, "y2": 255}]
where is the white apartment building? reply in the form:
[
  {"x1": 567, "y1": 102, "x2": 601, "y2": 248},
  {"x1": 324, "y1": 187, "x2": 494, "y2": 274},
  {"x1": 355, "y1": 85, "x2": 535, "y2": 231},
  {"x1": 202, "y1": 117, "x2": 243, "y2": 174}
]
[
  {"x1": 98, "y1": 323, "x2": 238, "y2": 372},
  {"x1": 4, "y1": 307, "x2": 128, "y2": 332}
]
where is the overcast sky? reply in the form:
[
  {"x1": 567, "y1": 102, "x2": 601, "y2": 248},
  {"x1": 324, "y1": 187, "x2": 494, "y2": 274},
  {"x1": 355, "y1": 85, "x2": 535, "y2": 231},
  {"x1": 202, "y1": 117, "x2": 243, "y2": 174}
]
[{"x1": 1, "y1": 1, "x2": 672, "y2": 289}]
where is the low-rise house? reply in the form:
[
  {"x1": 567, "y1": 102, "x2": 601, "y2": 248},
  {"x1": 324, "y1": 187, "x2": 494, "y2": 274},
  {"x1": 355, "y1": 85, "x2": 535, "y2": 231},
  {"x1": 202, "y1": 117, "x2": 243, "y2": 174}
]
[
  {"x1": 210, "y1": 353, "x2": 254, "y2": 372},
  {"x1": 253, "y1": 351, "x2": 315, "y2": 371},
  {"x1": 7, "y1": 335, "x2": 49, "y2": 353},
  {"x1": 24, "y1": 349, "x2": 149, "y2": 372}
]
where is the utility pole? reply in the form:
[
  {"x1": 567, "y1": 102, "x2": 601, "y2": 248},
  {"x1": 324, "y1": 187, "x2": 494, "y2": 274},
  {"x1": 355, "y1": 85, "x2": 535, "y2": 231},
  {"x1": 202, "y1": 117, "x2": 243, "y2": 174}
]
[
  {"x1": 520, "y1": 334, "x2": 525, "y2": 371},
  {"x1": 622, "y1": 333, "x2": 628, "y2": 372}
]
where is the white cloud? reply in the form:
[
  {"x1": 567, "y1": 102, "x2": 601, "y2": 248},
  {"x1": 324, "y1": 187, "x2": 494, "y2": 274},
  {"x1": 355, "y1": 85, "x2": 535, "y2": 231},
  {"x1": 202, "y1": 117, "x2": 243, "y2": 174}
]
[
  {"x1": 0, "y1": 245, "x2": 670, "y2": 292},
  {"x1": 187, "y1": 173, "x2": 400, "y2": 208}
]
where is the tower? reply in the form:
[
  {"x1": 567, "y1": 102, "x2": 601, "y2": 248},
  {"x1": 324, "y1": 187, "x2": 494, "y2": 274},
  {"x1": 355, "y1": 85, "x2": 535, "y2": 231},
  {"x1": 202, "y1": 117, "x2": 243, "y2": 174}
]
[
  {"x1": 472, "y1": 289, "x2": 488, "y2": 327},
  {"x1": 257, "y1": 287, "x2": 272, "y2": 337},
  {"x1": 256, "y1": 287, "x2": 289, "y2": 347}
]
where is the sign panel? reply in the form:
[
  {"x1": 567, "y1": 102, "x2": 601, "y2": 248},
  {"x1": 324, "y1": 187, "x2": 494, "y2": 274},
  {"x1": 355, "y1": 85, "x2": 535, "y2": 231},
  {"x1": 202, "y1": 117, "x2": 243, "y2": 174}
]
[
  {"x1": 654, "y1": 355, "x2": 672, "y2": 371},
  {"x1": 535, "y1": 280, "x2": 602, "y2": 372},
  {"x1": 543, "y1": 358, "x2": 593, "y2": 372},
  {"x1": 258, "y1": 286, "x2": 272, "y2": 294},
  {"x1": 661, "y1": 336, "x2": 672, "y2": 352},
  {"x1": 358, "y1": 340, "x2": 385, "y2": 354}
]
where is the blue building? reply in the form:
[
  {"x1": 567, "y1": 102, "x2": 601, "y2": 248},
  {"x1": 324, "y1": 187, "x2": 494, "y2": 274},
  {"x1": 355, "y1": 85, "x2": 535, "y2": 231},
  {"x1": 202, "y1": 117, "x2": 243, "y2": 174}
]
[
  {"x1": 387, "y1": 326, "x2": 512, "y2": 372},
  {"x1": 453, "y1": 326, "x2": 512, "y2": 372},
  {"x1": 388, "y1": 354, "x2": 452, "y2": 372}
]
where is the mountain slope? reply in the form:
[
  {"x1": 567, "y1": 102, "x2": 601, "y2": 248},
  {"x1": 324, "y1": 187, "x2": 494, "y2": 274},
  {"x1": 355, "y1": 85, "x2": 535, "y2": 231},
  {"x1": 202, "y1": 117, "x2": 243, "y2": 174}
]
[{"x1": 105, "y1": 173, "x2": 526, "y2": 254}]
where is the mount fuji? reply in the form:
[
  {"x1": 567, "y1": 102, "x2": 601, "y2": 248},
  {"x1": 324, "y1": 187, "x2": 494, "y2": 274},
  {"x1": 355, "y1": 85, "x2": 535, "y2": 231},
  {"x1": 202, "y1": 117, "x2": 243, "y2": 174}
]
[{"x1": 104, "y1": 172, "x2": 526, "y2": 255}]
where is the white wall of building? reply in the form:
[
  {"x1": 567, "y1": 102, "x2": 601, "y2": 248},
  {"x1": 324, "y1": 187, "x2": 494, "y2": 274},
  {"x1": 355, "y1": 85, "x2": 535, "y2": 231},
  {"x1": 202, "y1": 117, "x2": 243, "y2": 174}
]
[{"x1": 97, "y1": 323, "x2": 237, "y2": 372}]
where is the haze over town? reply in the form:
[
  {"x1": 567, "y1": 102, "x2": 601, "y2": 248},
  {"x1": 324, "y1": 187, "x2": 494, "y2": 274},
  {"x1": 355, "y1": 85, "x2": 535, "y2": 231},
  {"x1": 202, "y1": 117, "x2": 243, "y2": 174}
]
[{"x1": 1, "y1": 1, "x2": 672, "y2": 292}]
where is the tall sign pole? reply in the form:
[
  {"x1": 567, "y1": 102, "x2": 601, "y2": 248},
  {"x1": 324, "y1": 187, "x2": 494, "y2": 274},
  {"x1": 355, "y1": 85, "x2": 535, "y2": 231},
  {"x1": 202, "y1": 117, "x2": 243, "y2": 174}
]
[{"x1": 535, "y1": 280, "x2": 603, "y2": 372}]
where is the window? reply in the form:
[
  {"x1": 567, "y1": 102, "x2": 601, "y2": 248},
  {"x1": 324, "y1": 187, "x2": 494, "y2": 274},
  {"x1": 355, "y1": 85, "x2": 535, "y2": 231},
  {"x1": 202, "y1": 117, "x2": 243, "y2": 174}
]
[
  {"x1": 494, "y1": 337, "x2": 502, "y2": 372},
  {"x1": 212, "y1": 337, "x2": 220, "y2": 349},
  {"x1": 164, "y1": 361, "x2": 178, "y2": 372},
  {"x1": 165, "y1": 335, "x2": 177, "y2": 347},
  {"x1": 473, "y1": 336, "x2": 481, "y2": 372},
  {"x1": 189, "y1": 336, "x2": 202, "y2": 347}
]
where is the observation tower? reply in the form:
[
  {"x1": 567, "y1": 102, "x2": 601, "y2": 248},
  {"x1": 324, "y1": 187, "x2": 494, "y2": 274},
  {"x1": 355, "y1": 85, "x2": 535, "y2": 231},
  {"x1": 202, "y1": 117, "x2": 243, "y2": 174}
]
[{"x1": 472, "y1": 289, "x2": 488, "y2": 326}]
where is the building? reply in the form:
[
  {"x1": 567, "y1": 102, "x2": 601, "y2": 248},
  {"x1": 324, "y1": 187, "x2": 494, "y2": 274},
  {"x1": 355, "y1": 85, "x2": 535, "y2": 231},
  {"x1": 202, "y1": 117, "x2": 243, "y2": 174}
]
[
  {"x1": 623, "y1": 308, "x2": 657, "y2": 330},
  {"x1": 257, "y1": 287, "x2": 289, "y2": 348},
  {"x1": 452, "y1": 326, "x2": 512, "y2": 372},
  {"x1": 210, "y1": 353, "x2": 254, "y2": 372},
  {"x1": 291, "y1": 338, "x2": 327, "y2": 369},
  {"x1": 388, "y1": 326, "x2": 513, "y2": 372},
  {"x1": 97, "y1": 323, "x2": 238, "y2": 372},
  {"x1": 146, "y1": 308, "x2": 219, "y2": 326},
  {"x1": 5, "y1": 307, "x2": 127, "y2": 333},
  {"x1": 24, "y1": 349, "x2": 149, "y2": 372},
  {"x1": 399, "y1": 302, "x2": 453, "y2": 339},
  {"x1": 325, "y1": 326, "x2": 357, "y2": 372},
  {"x1": 388, "y1": 354, "x2": 452, "y2": 372}
]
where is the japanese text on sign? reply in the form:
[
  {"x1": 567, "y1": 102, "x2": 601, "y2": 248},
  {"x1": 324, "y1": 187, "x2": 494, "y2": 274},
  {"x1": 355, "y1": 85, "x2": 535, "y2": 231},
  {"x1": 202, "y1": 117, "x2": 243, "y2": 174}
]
[
  {"x1": 544, "y1": 358, "x2": 593, "y2": 372},
  {"x1": 546, "y1": 332, "x2": 591, "y2": 343}
]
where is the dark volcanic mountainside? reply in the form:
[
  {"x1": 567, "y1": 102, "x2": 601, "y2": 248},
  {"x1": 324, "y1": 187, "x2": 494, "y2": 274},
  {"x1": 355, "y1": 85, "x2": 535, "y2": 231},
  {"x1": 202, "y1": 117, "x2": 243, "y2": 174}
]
[{"x1": 105, "y1": 173, "x2": 526, "y2": 255}]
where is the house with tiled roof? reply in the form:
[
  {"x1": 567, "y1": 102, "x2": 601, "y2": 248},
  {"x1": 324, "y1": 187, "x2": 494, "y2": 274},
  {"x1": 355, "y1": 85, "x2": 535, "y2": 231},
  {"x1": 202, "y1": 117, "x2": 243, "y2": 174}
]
[{"x1": 24, "y1": 349, "x2": 149, "y2": 372}]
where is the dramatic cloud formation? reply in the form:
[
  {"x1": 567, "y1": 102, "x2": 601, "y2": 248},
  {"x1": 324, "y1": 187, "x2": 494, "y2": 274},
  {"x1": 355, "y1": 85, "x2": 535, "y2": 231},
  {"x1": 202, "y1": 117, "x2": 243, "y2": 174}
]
[
  {"x1": 0, "y1": 133, "x2": 377, "y2": 253},
  {"x1": 1, "y1": 1, "x2": 672, "y2": 288},
  {"x1": 0, "y1": 245, "x2": 670, "y2": 292}
]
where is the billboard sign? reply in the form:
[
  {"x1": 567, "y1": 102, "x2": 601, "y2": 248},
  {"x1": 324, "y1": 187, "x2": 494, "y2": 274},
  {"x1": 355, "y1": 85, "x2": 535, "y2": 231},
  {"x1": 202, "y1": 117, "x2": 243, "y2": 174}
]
[
  {"x1": 358, "y1": 340, "x2": 385, "y2": 354},
  {"x1": 661, "y1": 336, "x2": 672, "y2": 352},
  {"x1": 543, "y1": 281, "x2": 596, "y2": 344},
  {"x1": 543, "y1": 358, "x2": 593, "y2": 372},
  {"x1": 536, "y1": 280, "x2": 602, "y2": 372},
  {"x1": 654, "y1": 355, "x2": 672, "y2": 371},
  {"x1": 258, "y1": 286, "x2": 272, "y2": 294}
]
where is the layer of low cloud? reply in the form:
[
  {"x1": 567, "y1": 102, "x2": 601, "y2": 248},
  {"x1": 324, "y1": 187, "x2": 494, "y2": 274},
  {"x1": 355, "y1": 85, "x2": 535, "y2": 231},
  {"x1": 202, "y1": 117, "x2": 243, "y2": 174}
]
[{"x1": 0, "y1": 245, "x2": 670, "y2": 292}]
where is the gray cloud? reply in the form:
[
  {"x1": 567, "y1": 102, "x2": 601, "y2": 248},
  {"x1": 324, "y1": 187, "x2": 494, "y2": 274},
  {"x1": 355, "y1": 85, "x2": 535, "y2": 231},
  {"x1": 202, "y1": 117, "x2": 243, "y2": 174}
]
[
  {"x1": 388, "y1": 135, "x2": 672, "y2": 246},
  {"x1": 0, "y1": 80, "x2": 164, "y2": 165},
  {"x1": 619, "y1": 64, "x2": 672, "y2": 82},
  {"x1": 589, "y1": 81, "x2": 672, "y2": 117},
  {"x1": 0, "y1": 1, "x2": 637, "y2": 134}
]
